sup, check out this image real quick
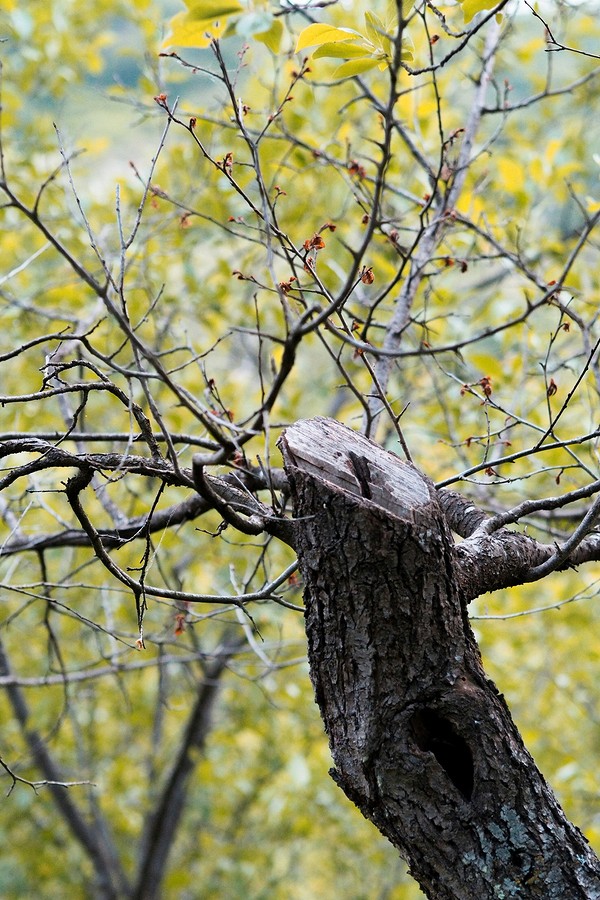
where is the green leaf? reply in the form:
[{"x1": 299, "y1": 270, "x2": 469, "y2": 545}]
[
  {"x1": 295, "y1": 23, "x2": 362, "y2": 53},
  {"x1": 461, "y1": 0, "x2": 500, "y2": 24},
  {"x1": 313, "y1": 41, "x2": 370, "y2": 60},
  {"x1": 334, "y1": 57, "x2": 380, "y2": 78}
]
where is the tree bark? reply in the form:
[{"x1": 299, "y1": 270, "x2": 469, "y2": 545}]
[{"x1": 279, "y1": 417, "x2": 600, "y2": 900}]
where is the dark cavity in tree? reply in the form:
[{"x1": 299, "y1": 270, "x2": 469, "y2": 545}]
[{"x1": 411, "y1": 708, "x2": 474, "y2": 801}]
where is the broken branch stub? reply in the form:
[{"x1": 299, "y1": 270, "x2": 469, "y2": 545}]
[{"x1": 278, "y1": 417, "x2": 600, "y2": 900}]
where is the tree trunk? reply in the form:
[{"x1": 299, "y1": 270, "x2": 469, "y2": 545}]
[{"x1": 279, "y1": 417, "x2": 600, "y2": 900}]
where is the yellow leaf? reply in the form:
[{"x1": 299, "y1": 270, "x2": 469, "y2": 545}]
[
  {"x1": 469, "y1": 352, "x2": 503, "y2": 381},
  {"x1": 545, "y1": 139, "x2": 562, "y2": 167},
  {"x1": 162, "y1": 11, "x2": 226, "y2": 48},
  {"x1": 530, "y1": 158, "x2": 543, "y2": 186},
  {"x1": 313, "y1": 42, "x2": 370, "y2": 60},
  {"x1": 295, "y1": 23, "x2": 362, "y2": 54},
  {"x1": 254, "y1": 18, "x2": 283, "y2": 53},
  {"x1": 334, "y1": 57, "x2": 380, "y2": 78},
  {"x1": 461, "y1": 0, "x2": 500, "y2": 24},
  {"x1": 162, "y1": 0, "x2": 243, "y2": 49},
  {"x1": 496, "y1": 158, "x2": 525, "y2": 193},
  {"x1": 183, "y1": 0, "x2": 242, "y2": 18},
  {"x1": 364, "y1": 11, "x2": 387, "y2": 49},
  {"x1": 401, "y1": 35, "x2": 414, "y2": 61}
]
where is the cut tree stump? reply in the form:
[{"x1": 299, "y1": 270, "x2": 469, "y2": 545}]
[{"x1": 279, "y1": 417, "x2": 600, "y2": 900}]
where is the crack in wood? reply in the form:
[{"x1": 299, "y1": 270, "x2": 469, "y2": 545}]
[{"x1": 348, "y1": 450, "x2": 372, "y2": 500}]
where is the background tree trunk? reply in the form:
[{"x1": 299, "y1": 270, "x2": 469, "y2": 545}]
[{"x1": 279, "y1": 417, "x2": 600, "y2": 900}]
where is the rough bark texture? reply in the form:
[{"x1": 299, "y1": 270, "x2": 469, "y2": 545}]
[{"x1": 279, "y1": 417, "x2": 600, "y2": 900}]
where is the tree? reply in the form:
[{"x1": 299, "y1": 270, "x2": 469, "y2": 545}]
[{"x1": 1, "y1": 0, "x2": 600, "y2": 896}]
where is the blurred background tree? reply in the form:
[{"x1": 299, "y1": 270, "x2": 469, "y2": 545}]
[{"x1": 0, "y1": 0, "x2": 599, "y2": 896}]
